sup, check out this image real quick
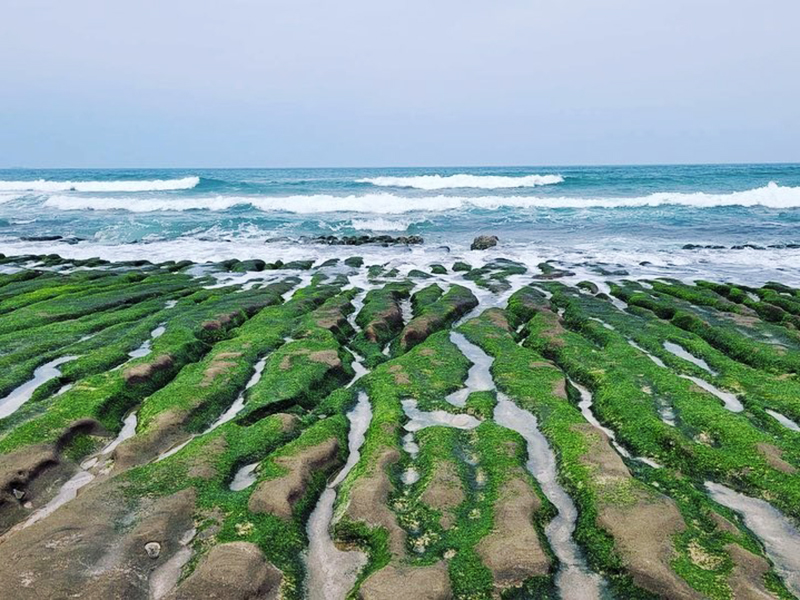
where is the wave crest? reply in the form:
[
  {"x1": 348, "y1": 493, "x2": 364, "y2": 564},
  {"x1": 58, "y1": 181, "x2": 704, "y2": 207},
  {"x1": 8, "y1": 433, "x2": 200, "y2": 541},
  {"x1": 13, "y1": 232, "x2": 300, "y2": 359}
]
[
  {"x1": 357, "y1": 173, "x2": 564, "y2": 189},
  {"x1": 0, "y1": 176, "x2": 200, "y2": 193},
  {"x1": 350, "y1": 218, "x2": 417, "y2": 231},
  {"x1": 41, "y1": 183, "x2": 800, "y2": 213}
]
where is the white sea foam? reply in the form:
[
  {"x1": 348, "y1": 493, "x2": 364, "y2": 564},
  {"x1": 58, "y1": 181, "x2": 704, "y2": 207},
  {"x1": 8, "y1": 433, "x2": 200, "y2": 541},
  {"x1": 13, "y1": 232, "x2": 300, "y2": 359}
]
[
  {"x1": 3, "y1": 236, "x2": 800, "y2": 289},
  {"x1": 350, "y1": 218, "x2": 415, "y2": 231},
  {"x1": 0, "y1": 193, "x2": 22, "y2": 204},
  {"x1": 0, "y1": 176, "x2": 199, "y2": 193},
  {"x1": 42, "y1": 183, "x2": 800, "y2": 213},
  {"x1": 43, "y1": 193, "x2": 456, "y2": 213},
  {"x1": 357, "y1": 173, "x2": 565, "y2": 189}
]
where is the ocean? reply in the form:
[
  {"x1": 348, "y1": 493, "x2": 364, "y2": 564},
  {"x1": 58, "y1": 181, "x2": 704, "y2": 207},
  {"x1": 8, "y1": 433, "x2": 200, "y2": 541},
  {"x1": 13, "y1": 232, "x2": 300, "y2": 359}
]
[{"x1": 1, "y1": 164, "x2": 799, "y2": 285}]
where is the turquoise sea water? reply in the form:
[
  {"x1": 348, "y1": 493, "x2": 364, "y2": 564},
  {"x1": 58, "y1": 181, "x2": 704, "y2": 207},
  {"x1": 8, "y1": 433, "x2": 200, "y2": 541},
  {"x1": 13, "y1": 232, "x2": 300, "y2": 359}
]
[{"x1": 1, "y1": 164, "x2": 799, "y2": 284}]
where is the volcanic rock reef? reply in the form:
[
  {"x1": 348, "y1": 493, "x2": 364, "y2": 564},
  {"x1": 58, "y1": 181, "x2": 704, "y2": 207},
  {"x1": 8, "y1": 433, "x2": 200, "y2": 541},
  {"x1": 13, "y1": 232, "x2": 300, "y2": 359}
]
[{"x1": 0, "y1": 252, "x2": 798, "y2": 599}]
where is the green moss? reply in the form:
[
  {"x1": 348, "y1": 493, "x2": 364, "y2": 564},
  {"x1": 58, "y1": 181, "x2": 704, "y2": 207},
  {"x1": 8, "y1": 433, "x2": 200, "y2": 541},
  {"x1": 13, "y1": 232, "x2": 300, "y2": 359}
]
[
  {"x1": 411, "y1": 284, "x2": 444, "y2": 316},
  {"x1": 526, "y1": 286, "x2": 800, "y2": 522},
  {"x1": 464, "y1": 391, "x2": 496, "y2": 420},
  {"x1": 0, "y1": 280, "x2": 295, "y2": 453},
  {"x1": 457, "y1": 308, "x2": 785, "y2": 599},
  {"x1": 240, "y1": 336, "x2": 353, "y2": 424},
  {"x1": 350, "y1": 282, "x2": 413, "y2": 367},
  {"x1": 392, "y1": 285, "x2": 478, "y2": 355}
]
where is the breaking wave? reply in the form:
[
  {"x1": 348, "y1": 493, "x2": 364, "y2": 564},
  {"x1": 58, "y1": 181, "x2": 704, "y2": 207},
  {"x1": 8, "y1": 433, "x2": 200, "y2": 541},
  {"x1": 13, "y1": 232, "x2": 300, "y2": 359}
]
[
  {"x1": 41, "y1": 183, "x2": 800, "y2": 213},
  {"x1": 357, "y1": 173, "x2": 564, "y2": 189},
  {"x1": 349, "y1": 218, "x2": 418, "y2": 231},
  {"x1": 0, "y1": 176, "x2": 200, "y2": 193}
]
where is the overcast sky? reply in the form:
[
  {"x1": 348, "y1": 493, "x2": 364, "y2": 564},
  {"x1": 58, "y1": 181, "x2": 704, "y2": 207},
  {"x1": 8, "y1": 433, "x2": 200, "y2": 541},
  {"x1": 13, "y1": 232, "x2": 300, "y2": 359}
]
[{"x1": 1, "y1": 0, "x2": 798, "y2": 168}]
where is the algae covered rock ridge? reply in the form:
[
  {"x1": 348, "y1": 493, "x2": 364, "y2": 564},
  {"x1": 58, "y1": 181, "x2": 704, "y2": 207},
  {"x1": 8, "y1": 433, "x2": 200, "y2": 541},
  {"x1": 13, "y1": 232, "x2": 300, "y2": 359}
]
[{"x1": 0, "y1": 252, "x2": 797, "y2": 600}]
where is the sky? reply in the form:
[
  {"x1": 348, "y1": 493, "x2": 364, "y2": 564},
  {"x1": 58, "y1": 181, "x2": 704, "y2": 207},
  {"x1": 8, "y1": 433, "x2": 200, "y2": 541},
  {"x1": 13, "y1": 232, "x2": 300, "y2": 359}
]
[{"x1": 1, "y1": 0, "x2": 798, "y2": 168}]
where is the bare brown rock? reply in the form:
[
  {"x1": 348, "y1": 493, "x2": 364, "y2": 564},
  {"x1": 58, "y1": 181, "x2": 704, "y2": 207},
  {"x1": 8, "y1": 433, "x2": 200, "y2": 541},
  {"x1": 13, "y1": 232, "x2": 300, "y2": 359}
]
[
  {"x1": 0, "y1": 420, "x2": 107, "y2": 532},
  {"x1": 537, "y1": 309, "x2": 567, "y2": 347},
  {"x1": 397, "y1": 289, "x2": 477, "y2": 352},
  {"x1": 572, "y1": 424, "x2": 702, "y2": 599},
  {"x1": 726, "y1": 544, "x2": 779, "y2": 600},
  {"x1": 470, "y1": 235, "x2": 499, "y2": 251},
  {"x1": 124, "y1": 354, "x2": 174, "y2": 385},
  {"x1": 420, "y1": 462, "x2": 464, "y2": 529},
  {"x1": 364, "y1": 305, "x2": 403, "y2": 343},
  {"x1": 398, "y1": 315, "x2": 439, "y2": 351},
  {"x1": 344, "y1": 448, "x2": 406, "y2": 556},
  {"x1": 273, "y1": 412, "x2": 301, "y2": 432},
  {"x1": 201, "y1": 311, "x2": 239, "y2": 331},
  {"x1": 359, "y1": 561, "x2": 451, "y2": 600},
  {"x1": 113, "y1": 408, "x2": 187, "y2": 471},
  {"x1": 308, "y1": 349, "x2": 342, "y2": 367},
  {"x1": 485, "y1": 308, "x2": 511, "y2": 332},
  {"x1": 248, "y1": 437, "x2": 340, "y2": 519},
  {"x1": 598, "y1": 501, "x2": 700, "y2": 599},
  {"x1": 187, "y1": 437, "x2": 228, "y2": 479},
  {"x1": 115, "y1": 412, "x2": 297, "y2": 474},
  {"x1": 0, "y1": 481, "x2": 196, "y2": 600},
  {"x1": 0, "y1": 445, "x2": 60, "y2": 532},
  {"x1": 709, "y1": 511, "x2": 739, "y2": 535},
  {"x1": 757, "y1": 443, "x2": 797, "y2": 474},
  {"x1": 552, "y1": 377, "x2": 568, "y2": 399},
  {"x1": 165, "y1": 542, "x2": 283, "y2": 600},
  {"x1": 279, "y1": 347, "x2": 342, "y2": 371},
  {"x1": 388, "y1": 364, "x2": 410, "y2": 385},
  {"x1": 476, "y1": 477, "x2": 550, "y2": 591},
  {"x1": 200, "y1": 351, "x2": 243, "y2": 387}
]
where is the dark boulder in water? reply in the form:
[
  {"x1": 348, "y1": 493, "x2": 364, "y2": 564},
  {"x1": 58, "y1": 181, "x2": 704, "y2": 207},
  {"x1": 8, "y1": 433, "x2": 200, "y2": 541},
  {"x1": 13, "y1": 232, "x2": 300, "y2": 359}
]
[
  {"x1": 231, "y1": 259, "x2": 267, "y2": 272},
  {"x1": 731, "y1": 244, "x2": 765, "y2": 250},
  {"x1": 682, "y1": 243, "x2": 726, "y2": 250},
  {"x1": 283, "y1": 259, "x2": 314, "y2": 270},
  {"x1": 20, "y1": 235, "x2": 63, "y2": 242},
  {"x1": 767, "y1": 243, "x2": 800, "y2": 249},
  {"x1": 19, "y1": 236, "x2": 87, "y2": 245},
  {"x1": 470, "y1": 235, "x2": 498, "y2": 250}
]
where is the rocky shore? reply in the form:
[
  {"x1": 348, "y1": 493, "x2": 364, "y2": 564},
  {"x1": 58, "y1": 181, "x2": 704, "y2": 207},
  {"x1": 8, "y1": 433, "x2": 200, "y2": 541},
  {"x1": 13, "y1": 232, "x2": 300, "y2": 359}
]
[{"x1": 0, "y1": 252, "x2": 798, "y2": 599}]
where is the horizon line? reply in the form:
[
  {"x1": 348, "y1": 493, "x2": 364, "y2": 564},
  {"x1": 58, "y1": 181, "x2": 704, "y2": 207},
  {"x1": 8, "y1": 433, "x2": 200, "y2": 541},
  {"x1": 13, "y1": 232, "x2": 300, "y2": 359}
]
[{"x1": 1, "y1": 160, "x2": 800, "y2": 171}]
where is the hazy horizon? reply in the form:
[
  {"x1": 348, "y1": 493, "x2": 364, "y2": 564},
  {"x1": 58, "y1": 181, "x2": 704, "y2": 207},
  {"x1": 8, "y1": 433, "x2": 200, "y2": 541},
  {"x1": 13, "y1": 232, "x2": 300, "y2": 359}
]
[
  {"x1": 3, "y1": 160, "x2": 800, "y2": 171},
  {"x1": 2, "y1": 1, "x2": 799, "y2": 168}
]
